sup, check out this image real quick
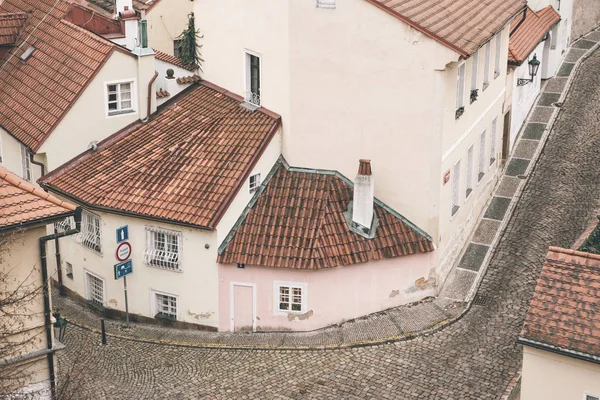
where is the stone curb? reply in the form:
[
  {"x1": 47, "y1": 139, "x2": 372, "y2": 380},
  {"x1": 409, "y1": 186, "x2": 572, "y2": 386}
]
[{"x1": 60, "y1": 30, "x2": 600, "y2": 352}]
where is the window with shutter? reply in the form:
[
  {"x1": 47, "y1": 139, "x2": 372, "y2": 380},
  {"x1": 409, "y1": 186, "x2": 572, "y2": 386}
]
[
  {"x1": 245, "y1": 51, "x2": 261, "y2": 106},
  {"x1": 20, "y1": 144, "x2": 31, "y2": 182}
]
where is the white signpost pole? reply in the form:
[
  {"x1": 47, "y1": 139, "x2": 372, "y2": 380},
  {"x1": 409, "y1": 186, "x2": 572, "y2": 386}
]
[{"x1": 123, "y1": 276, "x2": 129, "y2": 327}]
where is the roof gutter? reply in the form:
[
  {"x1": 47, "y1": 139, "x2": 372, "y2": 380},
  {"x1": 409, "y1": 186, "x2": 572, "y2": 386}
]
[
  {"x1": 517, "y1": 336, "x2": 600, "y2": 365},
  {"x1": 510, "y1": 7, "x2": 527, "y2": 37},
  {"x1": 39, "y1": 208, "x2": 81, "y2": 399}
]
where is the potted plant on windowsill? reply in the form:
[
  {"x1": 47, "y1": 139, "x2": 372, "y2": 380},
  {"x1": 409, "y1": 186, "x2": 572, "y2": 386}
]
[
  {"x1": 455, "y1": 107, "x2": 465, "y2": 120},
  {"x1": 470, "y1": 89, "x2": 478, "y2": 104}
]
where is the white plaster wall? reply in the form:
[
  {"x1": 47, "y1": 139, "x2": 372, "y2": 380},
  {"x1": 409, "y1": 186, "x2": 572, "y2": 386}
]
[
  {"x1": 37, "y1": 51, "x2": 143, "y2": 172},
  {"x1": 55, "y1": 211, "x2": 220, "y2": 328},
  {"x1": 218, "y1": 252, "x2": 435, "y2": 332},
  {"x1": 195, "y1": 0, "x2": 455, "y2": 239},
  {"x1": 521, "y1": 346, "x2": 600, "y2": 400},
  {"x1": 216, "y1": 129, "x2": 282, "y2": 246},
  {"x1": 0, "y1": 128, "x2": 42, "y2": 183},
  {"x1": 154, "y1": 59, "x2": 196, "y2": 106},
  {"x1": 146, "y1": 0, "x2": 193, "y2": 56}
]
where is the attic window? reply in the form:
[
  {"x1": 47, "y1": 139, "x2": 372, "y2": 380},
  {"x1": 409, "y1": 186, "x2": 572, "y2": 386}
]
[
  {"x1": 249, "y1": 173, "x2": 261, "y2": 193},
  {"x1": 20, "y1": 46, "x2": 34, "y2": 61}
]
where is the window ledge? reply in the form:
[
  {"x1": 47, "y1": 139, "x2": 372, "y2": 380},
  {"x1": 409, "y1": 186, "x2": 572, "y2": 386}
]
[
  {"x1": 489, "y1": 157, "x2": 496, "y2": 166},
  {"x1": 465, "y1": 188, "x2": 473, "y2": 199},
  {"x1": 494, "y1": 71, "x2": 500, "y2": 79},
  {"x1": 87, "y1": 300, "x2": 104, "y2": 312},
  {"x1": 455, "y1": 107, "x2": 465, "y2": 120},
  {"x1": 451, "y1": 205, "x2": 460, "y2": 217},
  {"x1": 482, "y1": 83, "x2": 489, "y2": 91},
  {"x1": 240, "y1": 101, "x2": 260, "y2": 112},
  {"x1": 478, "y1": 172, "x2": 485, "y2": 182},
  {"x1": 146, "y1": 262, "x2": 183, "y2": 273},
  {"x1": 108, "y1": 109, "x2": 135, "y2": 117},
  {"x1": 66, "y1": 273, "x2": 73, "y2": 279},
  {"x1": 155, "y1": 313, "x2": 177, "y2": 321}
]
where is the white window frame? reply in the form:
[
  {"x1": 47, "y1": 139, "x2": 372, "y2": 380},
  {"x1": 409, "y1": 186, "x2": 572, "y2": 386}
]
[
  {"x1": 494, "y1": 32, "x2": 502, "y2": 78},
  {"x1": 104, "y1": 79, "x2": 136, "y2": 117},
  {"x1": 451, "y1": 159, "x2": 461, "y2": 217},
  {"x1": 456, "y1": 62, "x2": 466, "y2": 110},
  {"x1": 151, "y1": 289, "x2": 179, "y2": 320},
  {"x1": 84, "y1": 270, "x2": 105, "y2": 307},
  {"x1": 478, "y1": 130, "x2": 487, "y2": 182},
  {"x1": 80, "y1": 211, "x2": 102, "y2": 254},
  {"x1": 249, "y1": 173, "x2": 261, "y2": 194},
  {"x1": 244, "y1": 50, "x2": 261, "y2": 107},
  {"x1": 20, "y1": 144, "x2": 31, "y2": 182},
  {"x1": 471, "y1": 50, "x2": 479, "y2": 92},
  {"x1": 490, "y1": 117, "x2": 498, "y2": 165},
  {"x1": 144, "y1": 226, "x2": 183, "y2": 271},
  {"x1": 316, "y1": 0, "x2": 335, "y2": 8},
  {"x1": 466, "y1": 145, "x2": 474, "y2": 199},
  {"x1": 483, "y1": 41, "x2": 491, "y2": 89},
  {"x1": 274, "y1": 281, "x2": 307, "y2": 316}
]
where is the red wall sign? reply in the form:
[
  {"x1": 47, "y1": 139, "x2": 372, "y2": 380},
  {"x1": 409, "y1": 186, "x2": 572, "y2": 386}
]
[
  {"x1": 116, "y1": 241, "x2": 132, "y2": 262},
  {"x1": 443, "y1": 170, "x2": 451, "y2": 185}
]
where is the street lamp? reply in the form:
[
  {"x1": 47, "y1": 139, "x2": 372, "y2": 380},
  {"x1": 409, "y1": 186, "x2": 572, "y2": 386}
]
[
  {"x1": 517, "y1": 54, "x2": 541, "y2": 86},
  {"x1": 52, "y1": 311, "x2": 67, "y2": 342}
]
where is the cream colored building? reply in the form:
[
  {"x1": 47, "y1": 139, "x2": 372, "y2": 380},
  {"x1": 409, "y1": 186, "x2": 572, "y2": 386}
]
[
  {"x1": 0, "y1": 166, "x2": 77, "y2": 399},
  {"x1": 194, "y1": 0, "x2": 525, "y2": 283},
  {"x1": 520, "y1": 247, "x2": 600, "y2": 400}
]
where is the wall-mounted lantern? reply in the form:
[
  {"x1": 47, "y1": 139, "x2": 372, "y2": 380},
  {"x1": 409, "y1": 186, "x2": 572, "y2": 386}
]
[{"x1": 517, "y1": 54, "x2": 541, "y2": 86}]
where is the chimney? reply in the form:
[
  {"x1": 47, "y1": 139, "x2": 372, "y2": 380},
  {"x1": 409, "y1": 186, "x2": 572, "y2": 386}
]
[
  {"x1": 115, "y1": 0, "x2": 133, "y2": 15},
  {"x1": 352, "y1": 159, "x2": 374, "y2": 230},
  {"x1": 132, "y1": 20, "x2": 156, "y2": 119}
]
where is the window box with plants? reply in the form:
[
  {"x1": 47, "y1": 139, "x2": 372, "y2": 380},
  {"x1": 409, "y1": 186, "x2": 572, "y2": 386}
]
[
  {"x1": 455, "y1": 107, "x2": 465, "y2": 120},
  {"x1": 470, "y1": 89, "x2": 478, "y2": 104}
]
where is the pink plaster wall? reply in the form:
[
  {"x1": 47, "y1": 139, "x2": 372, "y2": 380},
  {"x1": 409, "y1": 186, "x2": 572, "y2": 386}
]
[{"x1": 218, "y1": 252, "x2": 436, "y2": 332}]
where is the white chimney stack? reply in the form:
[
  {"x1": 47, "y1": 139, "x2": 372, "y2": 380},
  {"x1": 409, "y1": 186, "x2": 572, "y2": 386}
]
[
  {"x1": 115, "y1": 0, "x2": 133, "y2": 15},
  {"x1": 352, "y1": 159, "x2": 374, "y2": 230}
]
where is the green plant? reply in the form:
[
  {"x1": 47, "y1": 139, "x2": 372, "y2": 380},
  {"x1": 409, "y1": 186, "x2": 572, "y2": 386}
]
[
  {"x1": 177, "y1": 12, "x2": 204, "y2": 70},
  {"x1": 578, "y1": 216, "x2": 600, "y2": 254}
]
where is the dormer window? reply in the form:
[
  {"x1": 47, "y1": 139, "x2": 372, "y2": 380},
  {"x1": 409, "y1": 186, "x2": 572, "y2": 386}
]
[
  {"x1": 249, "y1": 173, "x2": 261, "y2": 193},
  {"x1": 106, "y1": 81, "x2": 134, "y2": 116}
]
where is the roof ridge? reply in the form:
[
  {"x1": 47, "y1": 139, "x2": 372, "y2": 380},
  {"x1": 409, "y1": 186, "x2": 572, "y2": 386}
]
[
  {"x1": 0, "y1": 164, "x2": 75, "y2": 211},
  {"x1": 547, "y1": 246, "x2": 600, "y2": 261}
]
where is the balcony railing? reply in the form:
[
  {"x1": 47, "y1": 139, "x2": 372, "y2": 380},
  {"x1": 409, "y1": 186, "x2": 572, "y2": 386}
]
[{"x1": 245, "y1": 91, "x2": 261, "y2": 107}]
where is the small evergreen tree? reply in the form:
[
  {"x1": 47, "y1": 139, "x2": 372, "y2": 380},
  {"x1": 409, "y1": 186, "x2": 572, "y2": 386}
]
[{"x1": 177, "y1": 12, "x2": 204, "y2": 71}]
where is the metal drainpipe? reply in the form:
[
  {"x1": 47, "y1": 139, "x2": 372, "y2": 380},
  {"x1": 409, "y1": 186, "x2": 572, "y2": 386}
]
[
  {"x1": 39, "y1": 208, "x2": 81, "y2": 399},
  {"x1": 510, "y1": 8, "x2": 527, "y2": 37}
]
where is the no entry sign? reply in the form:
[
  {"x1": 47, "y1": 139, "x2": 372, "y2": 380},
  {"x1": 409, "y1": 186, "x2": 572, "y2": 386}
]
[{"x1": 116, "y1": 241, "x2": 132, "y2": 262}]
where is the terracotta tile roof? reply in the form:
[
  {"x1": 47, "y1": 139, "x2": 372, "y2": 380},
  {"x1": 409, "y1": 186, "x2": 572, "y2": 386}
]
[
  {"x1": 177, "y1": 75, "x2": 202, "y2": 85},
  {"x1": 41, "y1": 82, "x2": 281, "y2": 229},
  {"x1": 156, "y1": 89, "x2": 170, "y2": 98},
  {"x1": 66, "y1": 0, "x2": 155, "y2": 17},
  {"x1": 218, "y1": 158, "x2": 434, "y2": 270},
  {"x1": 508, "y1": 6, "x2": 561, "y2": 64},
  {"x1": 154, "y1": 49, "x2": 197, "y2": 72},
  {"x1": 519, "y1": 247, "x2": 600, "y2": 361},
  {"x1": 0, "y1": 12, "x2": 28, "y2": 46},
  {"x1": 0, "y1": 0, "x2": 118, "y2": 151},
  {"x1": 368, "y1": 0, "x2": 526, "y2": 56},
  {"x1": 0, "y1": 165, "x2": 75, "y2": 230}
]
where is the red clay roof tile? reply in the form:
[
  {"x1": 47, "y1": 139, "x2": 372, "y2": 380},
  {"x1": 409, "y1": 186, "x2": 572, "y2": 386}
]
[
  {"x1": 0, "y1": 0, "x2": 118, "y2": 151},
  {"x1": 40, "y1": 82, "x2": 281, "y2": 229},
  {"x1": 154, "y1": 49, "x2": 197, "y2": 72},
  {"x1": 520, "y1": 247, "x2": 600, "y2": 360},
  {"x1": 156, "y1": 88, "x2": 170, "y2": 98},
  {"x1": 0, "y1": 164, "x2": 75, "y2": 229},
  {"x1": 368, "y1": 0, "x2": 526, "y2": 56},
  {"x1": 218, "y1": 159, "x2": 434, "y2": 269},
  {"x1": 508, "y1": 6, "x2": 561, "y2": 64},
  {"x1": 0, "y1": 12, "x2": 28, "y2": 46},
  {"x1": 177, "y1": 74, "x2": 202, "y2": 85}
]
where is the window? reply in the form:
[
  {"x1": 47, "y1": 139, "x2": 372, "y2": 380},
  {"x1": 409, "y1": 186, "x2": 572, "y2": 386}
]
[
  {"x1": 85, "y1": 272, "x2": 104, "y2": 307},
  {"x1": 275, "y1": 282, "x2": 307, "y2": 314},
  {"x1": 20, "y1": 144, "x2": 31, "y2": 182},
  {"x1": 494, "y1": 32, "x2": 502, "y2": 78},
  {"x1": 81, "y1": 211, "x2": 102, "y2": 253},
  {"x1": 154, "y1": 292, "x2": 178, "y2": 319},
  {"x1": 107, "y1": 81, "x2": 133, "y2": 115},
  {"x1": 483, "y1": 41, "x2": 491, "y2": 89},
  {"x1": 245, "y1": 51, "x2": 261, "y2": 106},
  {"x1": 66, "y1": 262, "x2": 73, "y2": 279},
  {"x1": 451, "y1": 160, "x2": 461, "y2": 216},
  {"x1": 490, "y1": 117, "x2": 498, "y2": 165},
  {"x1": 456, "y1": 62, "x2": 465, "y2": 110},
  {"x1": 470, "y1": 50, "x2": 479, "y2": 103},
  {"x1": 55, "y1": 216, "x2": 75, "y2": 233},
  {"x1": 466, "y1": 145, "x2": 474, "y2": 198},
  {"x1": 144, "y1": 227, "x2": 182, "y2": 271},
  {"x1": 173, "y1": 39, "x2": 183, "y2": 58},
  {"x1": 478, "y1": 130, "x2": 486, "y2": 181},
  {"x1": 317, "y1": 0, "x2": 335, "y2": 8},
  {"x1": 249, "y1": 173, "x2": 261, "y2": 194}
]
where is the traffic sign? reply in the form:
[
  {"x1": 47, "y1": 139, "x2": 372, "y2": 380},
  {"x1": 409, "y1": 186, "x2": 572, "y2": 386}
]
[
  {"x1": 114, "y1": 260, "x2": 133, "y2": 280},
  {"x1": 116, "y1": 226, "x2": 129, "y2": 243},
  {"x1": 116, "y1": 241, "x2": 132, "y2": 262}
]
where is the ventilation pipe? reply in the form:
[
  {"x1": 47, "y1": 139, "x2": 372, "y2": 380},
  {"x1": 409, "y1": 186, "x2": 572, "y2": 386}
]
[{"x1": 352, "y1": 159, "x2": 374, "y2": 230}]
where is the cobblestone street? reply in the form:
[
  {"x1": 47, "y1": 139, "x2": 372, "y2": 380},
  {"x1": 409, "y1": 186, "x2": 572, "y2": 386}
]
[{"x1": 57, "y1": 45, "x2": 600, "y2": 400}]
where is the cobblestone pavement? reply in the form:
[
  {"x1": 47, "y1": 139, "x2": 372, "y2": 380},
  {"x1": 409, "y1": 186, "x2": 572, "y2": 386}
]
[{"x1": 57, "y1": 44, "x2": 600, "y2": 399}]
